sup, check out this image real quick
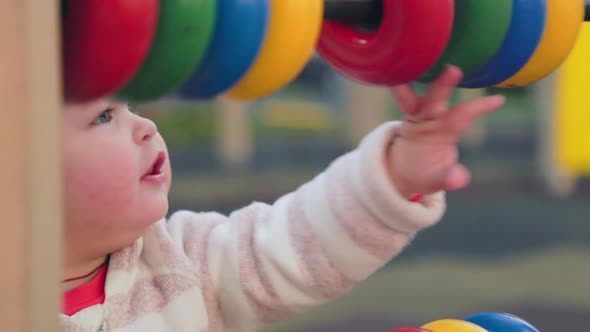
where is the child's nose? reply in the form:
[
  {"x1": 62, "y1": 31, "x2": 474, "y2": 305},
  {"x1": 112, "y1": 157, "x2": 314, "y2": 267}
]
[{"x1": 134, "y1": 116, "x2": 157, "y2": 143}]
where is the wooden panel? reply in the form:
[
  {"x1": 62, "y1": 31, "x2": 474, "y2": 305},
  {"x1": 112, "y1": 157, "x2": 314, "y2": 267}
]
[{"x1": 0, "y1": 0, "x2": 62, "y2": 331}]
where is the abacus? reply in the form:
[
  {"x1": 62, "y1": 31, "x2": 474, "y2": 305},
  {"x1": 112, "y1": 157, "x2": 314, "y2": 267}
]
[
  {"x1": 390, "y1": 311, "x2": 538, "y2": 332},
  {"x1": 63, "y1": 0, "x2": 589, "y2": 103}
]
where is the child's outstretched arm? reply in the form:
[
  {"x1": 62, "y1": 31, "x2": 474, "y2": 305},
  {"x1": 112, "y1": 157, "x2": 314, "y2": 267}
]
[{"x1": 161, "y1": 66, "x2": 505, "y2": 330}]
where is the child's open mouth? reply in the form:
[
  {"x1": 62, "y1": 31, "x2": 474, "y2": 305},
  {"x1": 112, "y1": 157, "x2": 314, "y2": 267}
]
[{"x1": 141, "y1": 151, "x2": 166, "y2": 184}]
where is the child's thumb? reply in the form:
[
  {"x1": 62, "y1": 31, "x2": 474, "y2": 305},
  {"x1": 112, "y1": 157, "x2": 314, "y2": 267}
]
[
  {"x1": 423, "y1": 163, "x2": 470, "y2": 193},
  {"x1": 443, "y1": 164, "x2": 471, "y2": 191}
]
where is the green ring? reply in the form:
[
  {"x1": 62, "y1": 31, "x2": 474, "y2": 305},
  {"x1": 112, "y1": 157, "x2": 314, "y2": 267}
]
[
  {"x1": 116, "y1": 0, "x2": 216, "y2": 102},
  {"x1": 420, "y1": 0, "x2": 513, "y2": 82}
]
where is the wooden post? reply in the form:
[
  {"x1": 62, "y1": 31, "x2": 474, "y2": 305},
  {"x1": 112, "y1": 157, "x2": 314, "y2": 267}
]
[
  {"x1": 0, "y1": 1, "x2": 62, "y2": 331},
  {"x1": 216, "y1": 99, "x2": 254, "y2": 169},
  {"x1": 345, "y1": 82, "x2": 391, "y2": 144}
]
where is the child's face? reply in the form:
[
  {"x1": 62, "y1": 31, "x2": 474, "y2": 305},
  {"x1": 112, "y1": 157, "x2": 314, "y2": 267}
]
[{"x1": 62, "y1": 100, "x2": 171, "y2": 260}]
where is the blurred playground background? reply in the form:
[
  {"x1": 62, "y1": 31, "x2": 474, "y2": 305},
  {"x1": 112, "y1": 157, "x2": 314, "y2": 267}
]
[{"x1": 135, "y1": 55, "x2": 590, "y2": 331}]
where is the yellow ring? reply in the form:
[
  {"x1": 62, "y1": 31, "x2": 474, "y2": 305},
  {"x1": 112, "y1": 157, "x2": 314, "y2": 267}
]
[
  {"x1": 497, "y1": 0, "x2": 584, "y2": 87},
  {"x1": 422, "y1": 319, "x2": 490, "y2": 332},
  {"x1": 225, "y1": 0, "x2": 323, "y2": 100}
]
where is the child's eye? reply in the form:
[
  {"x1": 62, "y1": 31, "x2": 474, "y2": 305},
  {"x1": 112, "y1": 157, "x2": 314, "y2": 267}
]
[
  {"x1": 128, "y1": 103, "x2": 137, "y2": 114},
  {"x1": 92, "y1": 109, "x2": 114, "y2": 125}
]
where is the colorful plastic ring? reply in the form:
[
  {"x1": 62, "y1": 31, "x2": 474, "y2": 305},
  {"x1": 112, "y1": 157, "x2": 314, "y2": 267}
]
[
  {"x1": 62, "y1": 0, "x2": 158, "y2": 102},
  {"x1": 115, "y1": 0, "x2": 216, "y2": 102},
  {"x1": 420, "y1": 0, "x2": 512, "y2": 82},
  {"x1": 225, "y1": 0, "x2": 323, "y2": 100},
  {"x1": 316, "y1": 0, "x2": 454, "y2": 86},
  {"x1": 497, "y1": 0, "x2": 584, "y2": 87},
  {"x1": 465, "y1": 312, "x2": 539, "y2": 332},
  {"x1": 176, "y1": 0, "x2": 269, "y2": 100},
  {"x1": 459, "y1": 0, "x2": 547, "y2": 88},
  {"x1": 422, "y1": 319, "x2": 490, "y2": 332}
]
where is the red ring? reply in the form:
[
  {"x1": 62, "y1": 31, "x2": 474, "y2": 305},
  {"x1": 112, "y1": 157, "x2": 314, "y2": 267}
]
[
  {"x1": 316, "y1": 0, "x2": 454, "y2": 86},
  {"x1": 62, "y1": 0, "x2": 159, "y2": 102}
]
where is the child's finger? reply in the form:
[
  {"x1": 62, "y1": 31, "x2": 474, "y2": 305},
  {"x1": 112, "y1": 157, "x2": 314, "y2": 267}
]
[
  {"x1": 397, "y1": 94, "x2": 505, "y2": 140},
  {"x1": 414, "y1": 66, "x2": 463, "y2": 120},
  {"x1": 435, "y1": 94, "x2": 504, "y2": 141},
  {"x1": 431, "y1": 95, "x2": 503, "y2": 141},
  {"x1": 419, "y1": 162, "x2": 470, "y2": 194},
  {"x1": 391, "y1": 84, "x2": 419, "y2": 114},
  {"x1": 395, "y1": 118, "x2": 440, "y2": 139},
  {"x1": 443, "y1": 164, "x2": 471, "y2": 191},
  {"x1": 449, "y1": 94, "x2": 505, "y2": 126}
]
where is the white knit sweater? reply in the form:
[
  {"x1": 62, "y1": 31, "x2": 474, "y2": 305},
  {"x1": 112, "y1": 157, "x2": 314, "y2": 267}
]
[{"x1": 59, "y1": 122, "x2": 446, "y2": 332}]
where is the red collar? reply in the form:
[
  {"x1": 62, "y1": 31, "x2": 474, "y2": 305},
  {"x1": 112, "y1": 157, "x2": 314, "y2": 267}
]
[{"x1": 62, "y1": 263, "x2": 108, "y2": 316}]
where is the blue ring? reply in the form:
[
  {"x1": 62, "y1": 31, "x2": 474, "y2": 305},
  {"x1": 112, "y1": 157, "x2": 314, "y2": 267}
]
[
  {"x1": 176, "y1": 0, "x2": 269, "y2": 99},
  {"x1": 459, "y1": 0, "x2": 547, "y2": 88},
  {"x1": 465, "y1": 312, "x2": 539, "y2": 332}
]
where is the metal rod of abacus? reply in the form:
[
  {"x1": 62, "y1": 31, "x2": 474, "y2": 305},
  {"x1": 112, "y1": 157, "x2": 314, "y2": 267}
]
[
  {"x1": 325, "y1": 0, "x2": 590, "y2": 24},
  {"x1": 323, "y1": 0, "x2": 382, "y2": 26}
]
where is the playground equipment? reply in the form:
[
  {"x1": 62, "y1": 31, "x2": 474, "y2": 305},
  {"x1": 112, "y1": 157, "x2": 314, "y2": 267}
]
[
  {"x1": 537, "y1": 23, "x2": 590, "y2": 196},
  {"x1": 390, "y1": 312, "x2": 539, "y2": 332},
  {"x1": 62, "y1": 0, "x2": 589, "y2": 102}
]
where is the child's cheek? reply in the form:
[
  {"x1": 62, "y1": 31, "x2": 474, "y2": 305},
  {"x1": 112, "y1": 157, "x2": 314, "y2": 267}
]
[
  {"x1": 65, "y1": 153, "x2": 139, "y2": 216},
  {"x1": 85, "y1": 168, "x2": 138, "y2": 208}
]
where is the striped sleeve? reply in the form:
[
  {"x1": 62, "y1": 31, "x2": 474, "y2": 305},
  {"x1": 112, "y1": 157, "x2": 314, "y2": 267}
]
[{"x1": 172, "y1": 121, "x2": 446, "y2": 330}]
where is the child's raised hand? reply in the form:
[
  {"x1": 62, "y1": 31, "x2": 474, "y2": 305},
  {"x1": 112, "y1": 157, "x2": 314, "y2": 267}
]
[{"x1": 386, "y1": 66, "x2": 506, "y2": 198}]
